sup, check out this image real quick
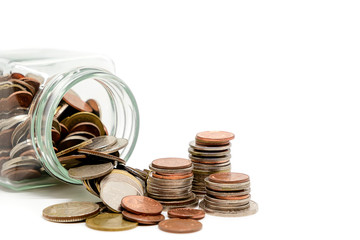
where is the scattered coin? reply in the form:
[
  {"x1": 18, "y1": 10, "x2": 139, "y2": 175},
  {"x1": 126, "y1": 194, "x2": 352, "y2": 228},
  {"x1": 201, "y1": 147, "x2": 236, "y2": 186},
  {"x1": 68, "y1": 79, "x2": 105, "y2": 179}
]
[
  {"x1": 86, "y1": 213, "x2": 138, "y2": 231},
  {"x1": 167, "y1": 208, "x2": 205, "y2": 220},
  {"x1": 42, "y1": 201, "x2": 100, "y2": 223},
  {"x1": 122, "y1": 210, "x2": 165, "y2": 225},
  {"x1": 121, "y1": 195, "x2": 163, "y2": 215},
  {"x1": 158, "y1": 218, "x2": 202, "y2": 233}
]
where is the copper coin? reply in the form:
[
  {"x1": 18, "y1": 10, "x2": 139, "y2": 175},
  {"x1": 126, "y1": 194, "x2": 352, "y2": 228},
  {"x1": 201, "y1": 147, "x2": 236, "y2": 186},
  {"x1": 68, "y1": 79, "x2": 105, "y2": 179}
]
[
  {"x1": 11, "y1": 73, "x2": 25, "y2": 79},
  {"x1": 59, "y1": 123, "x2": 69, "y2": 138},
  {"x1": 51, "y1": 128, "x2": 61, "y2": 143},
  {"x1": 152, "y1": 158, "x2": 192, "y2": 170},
  {"x1": 58, "y1": 135, "x2": 89, "y2": 151},
  {"x1": 86, "y1": 99, "x2": 101, "y2": 117},
  {"x1": 122, "y1": 210, "x2": 165, "y2": 225},
  {"x1": 22, "y1": 77, "x2": 41, "y2": 93},
  {"x1": 77, "y1": 148, "x2": 126, "y2": 165},
  {"x1": 121, "y1": 195, "x2": 163, "y2": 216},
  {"x1": 214, "y1": 194, "x2": 251, "y2": 201},
  {"x1": 196, "y1": 131, "x2": 235, "y2": 143},
  {"x1": 167, "y1": 208, "x2": 205, "y2": 220},
  {"x1": 10, "y1": 79, "x2": 35, "y2": 96},
  {"x1": 3, "y1": 168, "x2": 41, "y2": 181},
  {"x1": 70, "y1": 122, "x2": 101, "y2": 137},
  {"x1": 158, "y1": 218, "x2": 202, "y2": 233},
  {"x1": 63, "y1": 90, "x2": 93, "y2": 112},
  {"x1": 6, "y1": 91, "x2": 33, "y2": 110},
  {"x1": 209, "y1": 172, "x2": 249, "y2": 184},
  {"x1": 152, "y1": 172, "x2": 193, "y2": 180},
  {"x1": 0, "y1": 128, "x2": 14, "y2": 148}
]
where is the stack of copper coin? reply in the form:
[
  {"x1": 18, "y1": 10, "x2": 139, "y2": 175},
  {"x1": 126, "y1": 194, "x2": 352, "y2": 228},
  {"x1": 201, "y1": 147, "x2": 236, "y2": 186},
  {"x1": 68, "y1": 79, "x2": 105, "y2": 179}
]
[
  {"x1": 199, "y1": 172, "x2": 258, "y2": 216},
  {"x1": 189, "y1": 131, "x2": 234, "y2": 196},
  {"x1": 0, "y1": 73, "x2": 42, "y2": 181},
  {"x1": 147, "y1": 158, "x2": 198, "y2": 209}
]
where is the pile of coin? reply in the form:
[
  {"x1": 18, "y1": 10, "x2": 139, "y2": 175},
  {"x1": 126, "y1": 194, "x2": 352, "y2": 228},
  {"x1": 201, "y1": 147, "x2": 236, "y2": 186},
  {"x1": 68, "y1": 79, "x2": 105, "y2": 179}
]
[
  {"x1": 147, "y1": 158, "x2": 198, "y2": 209},
  {"x1": 199, "y1": 172, "x2": 258, "y2": 217},
  {"x1": 0, "y1": 73, "x2": 42, "y2": 181},
  {"x1": 121, "y1": 195, "x2": 165, "y2": 225},
  {"x1": 189, "y1": 131, "x2": 234, "y2": 196}
]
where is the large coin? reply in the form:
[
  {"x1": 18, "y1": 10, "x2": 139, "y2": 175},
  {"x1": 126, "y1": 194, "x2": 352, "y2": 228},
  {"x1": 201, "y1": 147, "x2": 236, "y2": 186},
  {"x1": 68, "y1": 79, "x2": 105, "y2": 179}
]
[
  {"x1": 68, "y1": 162, "x2": 114, "y2": 180},
  {"x1": 208, "y1": 172, "x2": 249, "y2": 184},
  {"x1": 61, "y1": 112, "x2": 105, "y2": 135},
  {"x1": 42, "y1": 201, "x2": 100, "y2": 223},
  {"x1": 151, "y1": 157, "x2": 192, "y2": 169},
  {"x1": 158, "y1": 218, "x2": 202, "y2": 233},
  {"x1": 195, "y1": 131, "x2": 235, "y2": 145},
  {"x1": 85, "y1": 213, "x2": 138, "y2": 231},
  {"x1": 121, "y1": 210, "x2": 164, "y2": 225},
  {"x1": 121, "y1": 196, "x2": 163, "y2": 215},
  {"x1": 167, "y1": 208, "x2": 205, "y2": 220},
  {"x1": 80, "y1": 135, "x2": 117, "y2": 150}
]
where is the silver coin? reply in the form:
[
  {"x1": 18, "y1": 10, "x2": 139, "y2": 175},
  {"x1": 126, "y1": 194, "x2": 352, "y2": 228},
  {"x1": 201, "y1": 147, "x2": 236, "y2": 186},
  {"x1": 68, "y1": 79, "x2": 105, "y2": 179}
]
[
  {"x1": 204, "y1": 194, "x2": 251, "y2": 206},
  {"x1": 188, "y1": 147, "x2": 231, "y2": 157},
  {"x1": 203, "y1": 199, "x2": 251, "y2": 211},
  {"x1": 68, "y1": 162, "x2": 114, "y2": 180},
  {"x1": 81, "y1": 136, "x2": 117, "y2": 151},
  {"x1": 11, "y1": 117, "x2": 30, "y2": 147},
  {"x1": 189, "y1": 140, "x2": 231, "y2": 152},
  {"x1": 204, "y1": 177, "x2": 250, "y2": 191},
  {"x1": 147, "y1": 191, "x2": 193, "y2": 200},
  {"x1": 206, "y1": 187, "x2": 251, "y2": 197},
  {"x1": 10, "y1": 140, "x2": 33, "y2": 158},
  {"x1": 96, "y1": 138, "x2": 128, "y2": 154},
  {"x1": 189, "y1": 154, "x2": 231, "y2": 163}
]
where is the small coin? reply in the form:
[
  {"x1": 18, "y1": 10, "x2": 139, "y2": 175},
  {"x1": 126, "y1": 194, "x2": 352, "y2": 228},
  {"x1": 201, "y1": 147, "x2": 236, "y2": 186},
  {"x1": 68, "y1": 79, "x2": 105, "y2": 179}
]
[
  {"x1": 77, "y1": 148, "x2": 126, "y2": 165},
  {"x1": 80, "y1": 135, "x2": 117, "y2": 150},
  {"x1": 199, "y1": 199, "x2": 258, "y2": 217},
  {"x1": 149, "y1": 164, "x2": 193, "y2": 175},
  {"x1": 86, "y1": 99, "x2": 101, "y2": 117},
  {"x1": 95, "y1": 138, "x2": 128, "y2": 154},
  {"x1": 189, "y1": 154, "x2": 231, "y2": 164},
  {"x1": 152, "y1": 172, "x2": 193, "y2": 180},
  {"x1": 62, "y1": 90, "x2": 93, "y2": 113},
  {"x1": 55, "y1": 138, "x2": 93, "y2": 157},
  {"x1": 68, "y1": 162, "x2": 114, "y2": 180},
  {"x1": 70, "y1": 122, "x2": 101, "y2": 137},
  {"x1": 152, "y1": 157, "x2": 192, "y2": 170},
  {"x1": 58, "y1": 135, "x2": 89, "y2": 151},
  {"x1": 86, "y1": 213, "x2": 138, "y2": 231},
  {"x1": 61, "y1": 112, "x2": 105, "y2": 135},
  {"x1": 167, "y1": 208, "x2": 205, "y2": 220},
  {"x1": 208, "y1": 172, "x2": 249, "y2": 184},
  {"x1": 188, "y1": 147, "x2": 230, "y2": 157},
  {"x1": 121, "y1": 195, "x2": 163, "y2": 216},
  {"x1": 158, "y1": 218, "x2": 202, "y2": 233},
  {"x1": 42, "y1": 201, "x2": 100, "y2": 223},
  {"x1": 205, "y1": 177, "x2": 250, "y2": 192},
  {"x1": 0, "y1": 128, "x2": 14, "y2": 148},
  {"x1": 196, "y1": 131, "x2": 235, "y2": 144},
  {"x1": 122, "y1": 210, "x2": 165, "y2": 225},
  {"x1": 2, "y1": 168, "x2": 41, "y2": 181}
]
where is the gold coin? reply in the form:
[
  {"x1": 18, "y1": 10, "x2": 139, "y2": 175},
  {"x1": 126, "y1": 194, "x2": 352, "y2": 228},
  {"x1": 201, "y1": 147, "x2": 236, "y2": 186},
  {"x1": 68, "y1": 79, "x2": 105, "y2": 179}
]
[
  {"x1": 86, "y1": 213, "x2": 138, "y2": 231},
  {"x1": 61, "y1": 112, "x2": 105, "y2": 135}
]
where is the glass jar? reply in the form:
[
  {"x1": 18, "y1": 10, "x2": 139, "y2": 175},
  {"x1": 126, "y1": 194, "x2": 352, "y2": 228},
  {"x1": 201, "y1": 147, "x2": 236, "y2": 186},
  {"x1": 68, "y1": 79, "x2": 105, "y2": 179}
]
[{"x1": 0, "y1": 49, "x2": 139, "y2": 190}]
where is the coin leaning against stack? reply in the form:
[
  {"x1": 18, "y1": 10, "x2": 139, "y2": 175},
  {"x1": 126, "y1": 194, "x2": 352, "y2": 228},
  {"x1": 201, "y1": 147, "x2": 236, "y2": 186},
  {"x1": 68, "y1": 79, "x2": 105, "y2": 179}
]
[
  {"x1": 199, "y1": 172, "x2": 258, "y2": 217},
  {"x1": 147, "y1": 157, "x2": 198, "y2": 209},
  {"x1": 189, "y1": 131, "x2": 234, "y2": 196}
]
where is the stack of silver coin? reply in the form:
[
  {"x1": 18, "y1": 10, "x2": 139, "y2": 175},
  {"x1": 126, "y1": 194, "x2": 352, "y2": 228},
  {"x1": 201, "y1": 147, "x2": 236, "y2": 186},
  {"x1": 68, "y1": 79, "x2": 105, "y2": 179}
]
[
  {"x1": 146, "y1": 158, "x2": 198, "y2": 209},
  {"x1": 200, "y1": 172, "x2": 258, "y2": 216},
  {"x1": 188, "y1": 135, "x2": 233, "y2": 197}
]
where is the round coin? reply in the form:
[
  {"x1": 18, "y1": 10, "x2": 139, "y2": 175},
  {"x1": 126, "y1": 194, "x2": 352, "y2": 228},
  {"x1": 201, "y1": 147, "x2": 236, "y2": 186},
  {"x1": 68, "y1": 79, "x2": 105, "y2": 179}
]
[
  {"x1": 196, "y1": 131, "x2": 235, "y2": 143},
  {"x1": 158, "y1": 218, "x2": 202, "y2": 233},
  {"x1": 209, "y1": 172, "x2": 249, "y2": 184},
  {"x1": 168, "y1": 208, "x2": 205, "y2": 220},
  {"x1": 80, "y1": 135, "x2": 117, "y2": 150},
  {"x1": 189, "y1": 140, "x2": 231, "y2": 152},
  {"x1": 68, "y1": 162, "x2": 114, "y2": 180},
  {"x1": 86, "y1": 213, "x2": 138, "y2": 231},
  {"x1": 121, "y1": 195, "x2": 163, "y2": 216},
  {"x1": 63, "y1": 90, "x2": 93, "y2": 112},
  {"x1": 152, "y1": 157, "x2": 192, "y2": 170},
  {"x1": 42, "y1": 201, "x2": 100, "y2": 223},
  {"x1": 122, "y1": 210, "x2": 165, "y2": 225}
]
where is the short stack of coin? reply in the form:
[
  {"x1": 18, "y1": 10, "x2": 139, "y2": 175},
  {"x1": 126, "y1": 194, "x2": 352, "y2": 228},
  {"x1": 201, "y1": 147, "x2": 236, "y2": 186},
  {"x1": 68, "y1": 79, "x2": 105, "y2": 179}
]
[
  {"x1": 0, "y1": 73, "x2": 42, "y2": 181},
  {"x1": 189, "y1": 131, "x2": 234, "y2": 196},
  {"x1": 200, "y1": 172, "x2": 258, "y2": 217},
  {"x1": 147, "y1": 158, "x2": 198, "y2": 209}
]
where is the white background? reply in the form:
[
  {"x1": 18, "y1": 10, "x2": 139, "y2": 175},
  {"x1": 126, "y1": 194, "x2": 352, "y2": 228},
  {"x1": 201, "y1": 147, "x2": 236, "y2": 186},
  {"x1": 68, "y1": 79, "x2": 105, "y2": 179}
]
[{"x1": 0, "y1": 0, "x2": 359, "y2": 239}]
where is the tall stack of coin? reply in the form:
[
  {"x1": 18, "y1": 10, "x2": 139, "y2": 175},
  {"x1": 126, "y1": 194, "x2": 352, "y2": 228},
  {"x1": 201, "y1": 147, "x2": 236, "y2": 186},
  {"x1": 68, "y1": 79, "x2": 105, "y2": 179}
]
[
  {"x1": 188, "y1": 131, "x2": 234, "y2": 196},
  {"x1": 147, "y1": 158, "x2": 198, "y2": 209},
  {"x1": 0, "y1": 73, "x2": 42, "y2": 181},
  {"x1": 199, "y1": 172, "x2": 258, "y2": 216}
]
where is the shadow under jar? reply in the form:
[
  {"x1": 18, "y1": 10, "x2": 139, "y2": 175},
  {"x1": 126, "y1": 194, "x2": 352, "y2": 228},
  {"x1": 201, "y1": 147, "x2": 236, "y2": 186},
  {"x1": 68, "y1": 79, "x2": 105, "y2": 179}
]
[{"x1": 0, "y1": 49, "x2": 139, "y2": 190}]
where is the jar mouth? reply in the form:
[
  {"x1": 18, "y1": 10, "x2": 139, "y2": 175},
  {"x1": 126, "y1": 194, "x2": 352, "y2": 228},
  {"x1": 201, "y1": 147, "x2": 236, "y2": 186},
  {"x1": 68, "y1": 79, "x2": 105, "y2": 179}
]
[{"x1": 30, "y1": 67, "x2": 140, "y2": 184}]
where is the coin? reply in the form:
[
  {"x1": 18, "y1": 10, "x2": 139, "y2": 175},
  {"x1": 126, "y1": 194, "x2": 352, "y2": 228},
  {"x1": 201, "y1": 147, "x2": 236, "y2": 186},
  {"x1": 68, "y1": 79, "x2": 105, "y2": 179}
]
[
  {"x1": 69, "y1": 122, "x2": 101, "y2": 137},
  {"x1": 61, "y1": 112, "x2": 105, "y2": 135},
  {"x1": 167, "y1": 208, "x2": 205, "y2": 220},
  {"x1": 188, "y1": 147, "x2": 230, "y2": 157},
  {"x1": 80, "y1": 135, "x2": 117, "y2": 150},
  {"x1": 86, "y1": 213, "x2": 138, "y2": 231},
  {"x1": 189, "y1": 154, "x2": 231, "y2": 164},
  {"x1": 55, "y1": 138, "x2": 93, "y2": 157},
  {"x1": 152, "y1": 157, "x2": 192, "y2": 169},
  {"x1": 208, "y1": 172, "x2": 249, "y2": 184},
  {"x1": 2, "y1": 168, "x2": 41, "y2": 181},
  {"x1": 95, "y1": 138, "x2": 128, "y2": 154},
  {"x1": 42, "y1": 201, "x2": 100, "y2": 223},
  {"x1": 152, "y1": 172, "x2": 193, "y2": 180},
  {"x1": 122, "y1": 210, "x2": 165, "y2": 225},
  {"x1": 86, "y1": 99, "x2": 101, "y2": 117},
  {"x1": 121, "y1": 195, "x2": 163, "y2": 215},
  {"x1": 77, "y1": 148, "x2": 126, "y2": 165},
  {"x1": 196, "y1": 131, "x2": 235, "y2": 144},
  {"x1": 68, "y1": 162, "x2": 114, "y2": 180},
  {"x1": 199, "y1": 200, "x2": 258, "y2": 217},
  {"x1": 62, "y1": 90, "x2": 93, "y2": 113},
  {"x1": 57, "y1": 135, "x2": 89, "y2": 151},
  {"x1": 204, "y1": 177, "x2": 250, "y2": 191},
  {"x1": 158, "y1": 218, "x2": 202, "y2": 233}
]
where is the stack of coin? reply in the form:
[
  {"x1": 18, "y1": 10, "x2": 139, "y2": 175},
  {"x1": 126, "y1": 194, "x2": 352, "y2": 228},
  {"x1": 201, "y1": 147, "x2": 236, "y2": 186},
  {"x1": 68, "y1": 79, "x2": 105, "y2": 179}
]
[
  {"x1": 147, "y1": 158, "x2": 198, "y2": 209},
  {"x1": 199, "y1": 172, "x2": 258, "y2": 216},
  {"x1": 0, "y1": 73, "x2": 42, "y2": 181},
  {"x1": 189, "y1": 131, "x2": 234, "y2": 196},
  {"x1": 121, "y1": 195, "x2": 165, "y2": 225}
]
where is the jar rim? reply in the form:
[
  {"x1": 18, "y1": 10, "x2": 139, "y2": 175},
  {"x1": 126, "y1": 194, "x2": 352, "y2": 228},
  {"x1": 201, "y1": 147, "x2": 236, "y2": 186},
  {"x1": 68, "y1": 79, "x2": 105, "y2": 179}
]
[{"x1": 30, "y1": 67, "x2": 140, "y2": 184}]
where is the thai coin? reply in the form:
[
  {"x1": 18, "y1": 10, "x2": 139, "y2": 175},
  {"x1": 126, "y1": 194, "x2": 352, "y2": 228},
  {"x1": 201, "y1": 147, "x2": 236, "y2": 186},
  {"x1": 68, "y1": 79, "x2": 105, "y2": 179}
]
[
  {"x1": 85, "y1": 213, "x2": 138, "y2": 231},
  {"x1": 42, "y1": 201, "x2": 100, "y2": 223},
  {"x1": 68, "y1": 162, "x2": 114, "y2": 180}
]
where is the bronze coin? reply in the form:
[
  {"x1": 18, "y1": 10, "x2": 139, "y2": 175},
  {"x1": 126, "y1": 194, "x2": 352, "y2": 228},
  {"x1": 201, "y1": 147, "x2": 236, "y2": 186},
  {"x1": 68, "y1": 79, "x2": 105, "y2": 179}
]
[
  {"x1": 58, "y1": 135, "x2": 89, "y2": 151},
  {"x1": 0, "y1": 128, "x2": 14, "y2": 148},
  {"x1": 121, "y1": 195, "x2": 163, "y2": 216},
  {"x1": 86, "y1": 99, "x2": 101, "y2": 117},
  {"x1": 59, "y1": 123, "x2": 69, "y2": 138},
  {"x1": 70, "y1": 122, "x2": 101, "y2": 137},
  {"x1": 10, "y1": 79, "x2": 35, "y2": 96},
  {"x1": 51, "y1": 128, "x2": 61, "y2": 143},
  {"x1": 152, "y1": 158, "x2": 192, "y2": 170},
  {"x1": 67, "y1": 131, "x2": 96, "y2": 139},
  {"x1": 5, "y1": 91, "x2": 33, "y2": 111},
  {"x1": 158, "y1": 218, "x2": 202, "y2": 233},
  {"x1": 19, "y1": 149, "x2": 36, "y2": 158},
  {"x1": 77, "y1": 148, "x2": 126, "y2": 165},
  {"x1": 58, "y1": 154, "x2": 87, "y2": 164},
  {"x1": 152, "y1": 172, "x2": 193, "y2": 180},
  {"x1": 22, "y1": 77, "x2": 41, "y2": 93},
  {"x1": 209, "y1": 172, "x2": 249, "y2": 184},
  {"x1": 3, "y1": 168, "x2": 41, "y2": 181},
  {"x1": 196, "y1": 131, "x2": 235, "y2": 143},
  {"x1": 121, "y1": 210, "x2": 165, "y2": 225},
  {"x1": 63, "y1": 90, "x2": 93, "y2": 113},
  {"x1": 11, "y1": 73, "x2": 25, "y2": 79},
  {"x1": 167, "y1": 208, "x2": 205, "y2": 220}
]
